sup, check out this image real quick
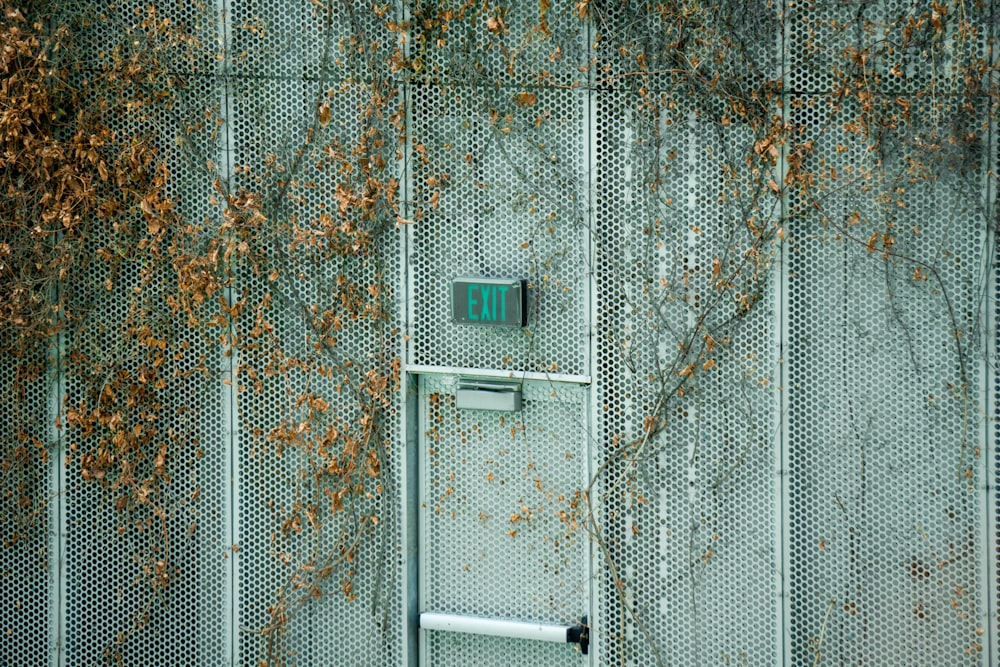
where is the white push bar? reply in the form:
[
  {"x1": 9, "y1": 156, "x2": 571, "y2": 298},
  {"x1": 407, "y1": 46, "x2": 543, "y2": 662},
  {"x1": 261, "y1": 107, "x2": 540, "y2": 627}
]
[{"x1": 419, "y1": 612, "x2": 589, "y2": 654}]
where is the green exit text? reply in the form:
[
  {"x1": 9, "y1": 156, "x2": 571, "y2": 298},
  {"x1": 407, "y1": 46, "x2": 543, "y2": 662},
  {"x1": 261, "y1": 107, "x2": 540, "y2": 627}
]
[{"x1": 467, "y1": 283, "x2": 509, "y2": 321}]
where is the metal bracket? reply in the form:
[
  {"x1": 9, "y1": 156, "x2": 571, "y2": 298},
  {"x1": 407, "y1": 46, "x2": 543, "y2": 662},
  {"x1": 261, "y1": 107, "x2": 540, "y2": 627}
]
[
  {"x1": 455, "y1": 379, "x2": 522, "y2": 412},
  {"x1": 567, "y1": 616, "x2": 589, "y2": 655}
]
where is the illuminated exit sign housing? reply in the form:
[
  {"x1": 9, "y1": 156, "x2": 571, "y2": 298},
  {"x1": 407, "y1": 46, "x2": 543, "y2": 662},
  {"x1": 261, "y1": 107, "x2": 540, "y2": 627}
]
[{"x1": 450, "y1": 277, "x2": 527, "y2": 328}]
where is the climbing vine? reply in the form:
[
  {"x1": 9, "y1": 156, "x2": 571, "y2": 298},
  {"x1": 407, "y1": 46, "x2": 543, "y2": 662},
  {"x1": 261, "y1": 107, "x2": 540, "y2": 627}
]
[{"x1": 1, "y1": 0, "x2": 997, "y2": 664}]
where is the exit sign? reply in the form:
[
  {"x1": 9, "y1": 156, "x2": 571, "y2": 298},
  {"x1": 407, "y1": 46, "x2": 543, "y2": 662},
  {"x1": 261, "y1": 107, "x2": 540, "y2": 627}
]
[{"x1": 451, "y1": 277, "x2": 527, "y2": 328}]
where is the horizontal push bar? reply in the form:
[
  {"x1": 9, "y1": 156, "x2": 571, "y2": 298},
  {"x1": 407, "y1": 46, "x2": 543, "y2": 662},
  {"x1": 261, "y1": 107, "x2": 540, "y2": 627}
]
[{"x1": 419, "y1": 612, "x2": 589, "y2": 654}]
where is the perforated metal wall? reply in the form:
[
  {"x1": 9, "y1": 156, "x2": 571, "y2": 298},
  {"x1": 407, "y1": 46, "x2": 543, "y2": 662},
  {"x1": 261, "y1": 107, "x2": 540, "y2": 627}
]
[
  {"x1": 56, "y1": 47, "x2": 232, "y2": 663},
  {"x1": 2, "y1": 2, "x2": 997, "y2": 666},
  {"x1": 234, "y1": 269, "x2": 401, "y2": 667},
  {"x1": 37, "y1": 2, "x2": 234, "y2": 662},
  {"x1": 231, "y1": 96, "x2": 403, "y2": 667},
  {"x1": 61, "y1": 240, "x2": 230, "y2": 666}
]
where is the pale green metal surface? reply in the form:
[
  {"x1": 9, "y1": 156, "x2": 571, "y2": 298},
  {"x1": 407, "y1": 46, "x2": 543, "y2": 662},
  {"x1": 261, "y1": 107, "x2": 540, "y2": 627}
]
[{"x1": 0, "y1": 2, "x2": 995, "y2": 666}]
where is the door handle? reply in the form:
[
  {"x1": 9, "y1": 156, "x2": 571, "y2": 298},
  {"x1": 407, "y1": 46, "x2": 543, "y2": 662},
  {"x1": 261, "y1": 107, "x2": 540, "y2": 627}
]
[{"x1": 419, "y1": 612, "x2": 589, "y2": 654}]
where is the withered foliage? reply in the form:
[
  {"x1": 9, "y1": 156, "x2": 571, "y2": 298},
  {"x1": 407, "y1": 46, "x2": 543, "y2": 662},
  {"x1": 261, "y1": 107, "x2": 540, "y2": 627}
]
[
  {"x1": 1, "y1": 0, "x2": 997, "y2": 664},
  {"x1": 2, "y1": 1, "x2": 173, "y2": 547}
]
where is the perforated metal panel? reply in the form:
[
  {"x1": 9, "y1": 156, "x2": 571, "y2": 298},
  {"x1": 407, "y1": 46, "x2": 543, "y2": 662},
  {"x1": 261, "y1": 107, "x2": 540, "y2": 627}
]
[
  {"x1": 782, "y1": 3, "x2": 993, "y2": 663},
  {"x1": 50, "y1": 2, "x2": 232, "y2": 659},
  {"x1": 57, "y1": 80, "x2": 231, "y2": 663},
  {"x1": 784, "y1": 105, "x2": 989, "y2": 666},
  {"x1": 234, "y1": 287, "x2": 402, "y2": 667},
  {"x1": 593, "y1": 89, "x2": 780, "y2": 665},
  {"x1": 0, "y1": 355, "x2": 52, "y2": 667},
  {"x1": 408, "y1": 0, "x2": 586, "y2": 88},
  {"x1": 228, "y1": 2, "x2": 403, "y2": 658},
  {"x1": 590, "y1": 10, "x2": 783, "y2": 663},
  {"x1": 417, "y1": 375, "x2": 590, "y2": 667},
  {"x1": 233, "y1": 230, "x2": 403, "y2": 667},
  {"x1": 408, "y1": 84, "x2": 589, "y2": 376},
  {"x1": 995, "y1": 214, "x2": 1000, "y2": 663},
  {"x1": 61, "y1": 260, "x2": 230, "y2": 666}
]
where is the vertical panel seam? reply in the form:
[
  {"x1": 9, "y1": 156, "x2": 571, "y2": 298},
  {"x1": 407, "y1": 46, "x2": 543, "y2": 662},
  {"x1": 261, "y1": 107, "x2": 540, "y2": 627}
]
[
  {"x1": 51, "y1": 269, "x2": 65, "y2": 667},
  {"x1": 399, "y1": 1, "x2": 417, "y2": 664},
  {"x1": 583, "y1": 9, "x2": 599, "y2": 665},
  {"x1": 777, "y1": 2, "x2": 791, "y2": 664},
  {"x1": 216, "y1": 0, "x2": 237, "y2": 663},
  {"x1": 984, "y1": 16, "x2": 998, "y2": 666}
]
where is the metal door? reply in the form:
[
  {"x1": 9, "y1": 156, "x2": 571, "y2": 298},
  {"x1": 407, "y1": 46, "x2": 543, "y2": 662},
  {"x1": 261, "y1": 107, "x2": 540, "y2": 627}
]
[{"x1": 416, "y1": 374, "x2": 592, "y2": 666}]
